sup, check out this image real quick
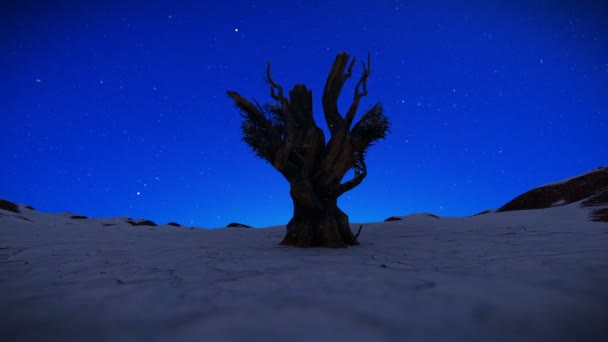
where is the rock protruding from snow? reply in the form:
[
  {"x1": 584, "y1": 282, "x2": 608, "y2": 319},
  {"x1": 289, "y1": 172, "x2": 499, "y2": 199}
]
[
  {"x1": 0, "y1": 199, "x2": 19, "y2": 213},
  {"x1": 384, "y1": 216, "x2": 403, "y2": 221},
  {"x1": 226, "y1": 222, "x2": 253, "y2": 228},
  {"x1": 497, "y1": 166, "x2": 608, "y2": 221},
  {"x1": 126, "y1": 219, "x2": 158, "y2": 226}
]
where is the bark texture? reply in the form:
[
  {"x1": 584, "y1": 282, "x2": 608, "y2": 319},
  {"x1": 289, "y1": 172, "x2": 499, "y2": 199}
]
[{"x1": 228, "y1": 52, "x2": 390, "y2": 247}]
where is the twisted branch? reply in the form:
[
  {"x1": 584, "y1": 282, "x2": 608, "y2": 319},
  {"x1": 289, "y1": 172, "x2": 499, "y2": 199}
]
[
  {"x1": 344, "y1": 52, "x2": 370, "y2": 128},
  {"x1": 354, "y1": 225, "x2": 363, "y2": 239},
  {"x1": 335, "y1": 158, "x2": 367, "y2": 197},
  {"x1": 322, "y1": 53, "x2": 356, "y2": 135},
  {"x1": 266, "y1": 61, "x2": 289, "y2": 112}
]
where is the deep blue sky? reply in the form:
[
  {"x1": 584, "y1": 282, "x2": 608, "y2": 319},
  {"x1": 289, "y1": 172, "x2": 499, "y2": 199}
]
[{"x1": 1, "y1": 1, "x2": 606, "y2": 228}]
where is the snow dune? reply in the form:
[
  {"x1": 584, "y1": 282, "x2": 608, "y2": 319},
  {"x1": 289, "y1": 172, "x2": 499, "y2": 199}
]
[{"x1": 1, "y1": 203, "x2": 607, "y2": 341}]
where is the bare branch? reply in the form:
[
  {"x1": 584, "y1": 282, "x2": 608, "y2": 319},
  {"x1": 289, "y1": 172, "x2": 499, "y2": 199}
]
[
  {"x1": 354, "y1": 225, "x2": 363, "y2": 239},
  {"x1": 335, "y1": 158, "x2": 367, "y2": 197},
  {"x1": 265, "y1": 60, "x2": 302, "y2": 169},
  {"x1": 345, "y1": 57, "x2": 356, "y2": 79},
  {"x1": 266, "y1": 61, "x2": 290, "y2": 111},
  {"x1": 344, "y1": 52, "x2": 371, "y2": 129},
  {"x1": 322, "y1": 52, "x2": 353, "y2": 135}
]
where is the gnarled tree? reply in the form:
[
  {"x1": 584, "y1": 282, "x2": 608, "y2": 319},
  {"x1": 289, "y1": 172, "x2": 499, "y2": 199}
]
[{"x1": 227, "y1": 52, "x2": 390, "y2": 247}]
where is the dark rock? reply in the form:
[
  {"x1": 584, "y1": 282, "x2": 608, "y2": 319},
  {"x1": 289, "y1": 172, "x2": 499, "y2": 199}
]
[
  {"x1": 126, "y1": 219, "x2": 158, "y2": 227},
  {"x1": 589, "y1": 208, "x2": 608, "y2": 222},
  {"x1": 582, "y1": 189, "x2": 608, "y2": 207},
  {"x1": 167, "y1": 222, "x2": 181, "y2": 227},
  {"x1": 137, "y1": 220, "x2": 157, "y2": 227},
  {"x1": 385, "y1": 213, "x2": 438, "y2": 221},
  {"x1": 497, "y1": 167, "x2": 608, "y2": 221},
  {"x1": 226, "y1": 222, "x2": 253, "y2": 228},
  {"x1": 473, "y1": 209, "x2": 492, "y2": 216},
  {"x1": 70, "y1": 215, "x2": 88, "y2": 219},
  {"x1": 584, "y1": 190, "x2": 608, "y2": 222},
  {"x1": 384, "y1": 216, "x2": 402, "y2": 222},
  {"x1": 0, "y1": 199, "x2": 19, "y2": 213},
  {"x1": 23, "y1": 205, "x2": 36, "y2": 211}
]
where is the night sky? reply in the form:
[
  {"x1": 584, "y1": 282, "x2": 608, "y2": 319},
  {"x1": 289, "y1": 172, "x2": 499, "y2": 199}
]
[{"x1": 1, "y1": 1, "x2": 607, "y2": 228}]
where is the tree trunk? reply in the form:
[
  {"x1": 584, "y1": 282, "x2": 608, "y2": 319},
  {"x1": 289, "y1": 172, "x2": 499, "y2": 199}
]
[
  {"x1": 229, "y1": 52, "x2": 390, "y2": 248},
  {"x1": 279, "y1": 187, "x2": 359, "y2": 248}
]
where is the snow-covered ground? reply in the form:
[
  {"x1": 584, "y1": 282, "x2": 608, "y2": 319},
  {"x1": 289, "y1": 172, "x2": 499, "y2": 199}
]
[{"x1": 1, "y1": 203, "x2": 607, "y2": 341}]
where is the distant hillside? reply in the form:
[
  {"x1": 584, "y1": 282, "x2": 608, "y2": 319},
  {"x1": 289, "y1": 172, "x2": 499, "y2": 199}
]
[{"x1": 497, "y1": 166, "x2": 607, "y2": 222}]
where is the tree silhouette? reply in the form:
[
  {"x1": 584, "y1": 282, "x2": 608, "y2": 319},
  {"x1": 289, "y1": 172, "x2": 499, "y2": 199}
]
[{"x1": 227, "y1": 52, "x2": 390, "y2": 247}]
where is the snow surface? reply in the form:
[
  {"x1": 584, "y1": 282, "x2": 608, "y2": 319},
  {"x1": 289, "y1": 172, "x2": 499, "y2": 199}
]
[{"x1": 1, "y1": 204, "x2": 608, "y2": 341}]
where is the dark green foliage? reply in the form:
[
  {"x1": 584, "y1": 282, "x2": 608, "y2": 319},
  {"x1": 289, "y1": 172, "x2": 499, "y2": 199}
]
[
  {"x1": 262, "y1": 102, "x2": 286, "y2": 138},
  {"x1": 351, "y1": 103, "x2": 391, "y2": 156},
  {"x1": 240, "y1": 119, "x2": 273, "y2": 160},
  {"x1": 238, "y1": 101, "x2": 286, "y2": 161}
]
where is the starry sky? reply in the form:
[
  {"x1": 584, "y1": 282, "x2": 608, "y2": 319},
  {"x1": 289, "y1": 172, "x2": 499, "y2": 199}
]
[{"x1": 1, "y1": 0, "x2": 607, "y2": 228}]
